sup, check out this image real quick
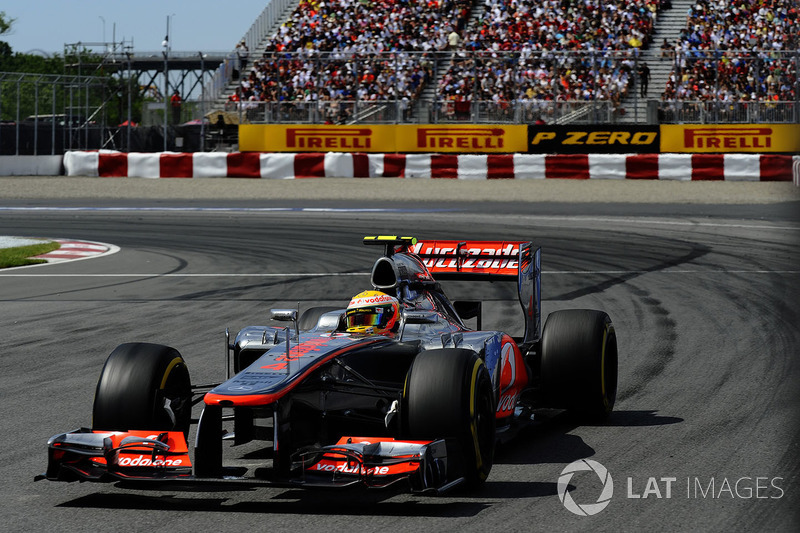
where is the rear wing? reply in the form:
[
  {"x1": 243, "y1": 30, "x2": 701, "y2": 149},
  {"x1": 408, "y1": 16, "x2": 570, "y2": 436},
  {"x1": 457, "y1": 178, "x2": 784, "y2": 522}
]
[{"x1": 410, "y1": 239, "x2": 542, "y2": 344}]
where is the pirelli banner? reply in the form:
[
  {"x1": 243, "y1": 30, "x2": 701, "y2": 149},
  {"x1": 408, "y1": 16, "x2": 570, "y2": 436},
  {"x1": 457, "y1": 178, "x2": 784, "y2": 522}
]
[
  {"x1": 661, "y1": 125, "x2": 800, "y2": 154},
  {"x1": 239, "y1": 124, "x2": 529, "y2": 153},
  {"x1": 240, "y1": 123, "x2": 800, "y2": 155},
  {"x1": 528, "y1": 125, "x2": 660, "y2": 154}
]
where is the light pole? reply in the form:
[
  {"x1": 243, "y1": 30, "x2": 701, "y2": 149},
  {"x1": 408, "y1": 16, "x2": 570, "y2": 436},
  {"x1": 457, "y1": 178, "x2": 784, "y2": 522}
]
[
  {"x1": 199, "y1": 51, "x2": 206, "y2": 152},
  {"x1": 99, "y1": 16, "x2": 105, "y2": 43},
  {"x1": 126, "y1": 51, "x2": 132, "y2": 152},
  {"x1": 163, "y1": 47, "x2": 168, "y2": 151},
  {"x1": 162, "y1": 14, "x2": 174, "y2": 151}
]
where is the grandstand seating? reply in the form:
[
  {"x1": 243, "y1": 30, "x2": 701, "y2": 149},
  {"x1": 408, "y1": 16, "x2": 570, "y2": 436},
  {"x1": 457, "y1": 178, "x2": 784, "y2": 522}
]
[
  {"x1": 238, "y1": 0, "x2": 473, "y2": 114},
  {"x1": 664, "y1": 0, "x2": 797, "y2": 102},
  {"x1": 229, "y1": 0, "x2": 796, "y2": 123},
  {"x1": 438, "y1": 0, "x2": 665, "y2": 103}
]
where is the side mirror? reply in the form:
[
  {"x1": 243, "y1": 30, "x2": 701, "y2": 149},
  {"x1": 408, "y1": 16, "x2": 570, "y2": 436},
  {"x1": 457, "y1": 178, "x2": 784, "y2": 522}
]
[
  {"x1": 270, "y1": 309, "x2": 299, "y2": 338},
  {"x1": 270, "y1": 309, "x2": 298, "y2": 322},
  {"x1": 398, "y1": 311, "x2": 439, "y2": 341},
  {"x1": 403, "y1": 311, "x2": 440, "y2": 324}
]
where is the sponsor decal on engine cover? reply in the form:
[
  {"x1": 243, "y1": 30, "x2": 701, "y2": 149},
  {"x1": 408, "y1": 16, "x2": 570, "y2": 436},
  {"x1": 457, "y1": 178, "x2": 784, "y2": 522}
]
[{"x1": 496, "y1": 335, "x2": 527, "y2": 416}]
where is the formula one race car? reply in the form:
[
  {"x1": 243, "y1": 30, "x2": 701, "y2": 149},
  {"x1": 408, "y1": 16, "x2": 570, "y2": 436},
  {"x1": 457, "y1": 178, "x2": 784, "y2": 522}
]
[{"x1": 39, "y1": 236, "x2": 618, "y2": 494}]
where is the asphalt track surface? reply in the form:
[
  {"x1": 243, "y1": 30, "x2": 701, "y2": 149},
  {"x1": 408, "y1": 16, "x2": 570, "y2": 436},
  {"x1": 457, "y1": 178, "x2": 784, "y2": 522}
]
[{"x1": 0, "y1": 178, "x2": 798, "y2": 532}]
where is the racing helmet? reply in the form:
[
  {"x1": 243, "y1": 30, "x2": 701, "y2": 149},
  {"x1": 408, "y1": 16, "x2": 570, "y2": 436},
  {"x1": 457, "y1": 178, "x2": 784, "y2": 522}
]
[{"x1": 345, "y1": 290, "x2": 400, "y2": 335}]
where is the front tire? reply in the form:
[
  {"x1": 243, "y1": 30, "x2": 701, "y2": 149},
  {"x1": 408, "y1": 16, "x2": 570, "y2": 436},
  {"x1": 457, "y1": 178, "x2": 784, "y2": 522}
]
[
  {"x1": 403, "y1": 348, "x2": 496, "y2": 486},
  {"x1": 540, "y1": 309, "x2": 618, "y2": 422},
  {"x1": 92, "y1": 342, "x2": 192, "y2": 434}
]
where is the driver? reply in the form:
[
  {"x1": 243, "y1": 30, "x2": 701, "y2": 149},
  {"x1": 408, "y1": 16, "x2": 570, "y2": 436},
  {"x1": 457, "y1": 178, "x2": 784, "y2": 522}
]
[{"x1": 345, "y1": 290, "x2": 400, "y2": 336}]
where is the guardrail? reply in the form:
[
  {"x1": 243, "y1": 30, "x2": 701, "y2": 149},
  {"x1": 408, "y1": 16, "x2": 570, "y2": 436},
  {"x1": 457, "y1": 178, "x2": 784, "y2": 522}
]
[
  {"x1": 222, "y1": 99, "x2": 795, "y2": 125},
  {"x1": 660, "y1": 101, "x2": 797, "y2": 125}
]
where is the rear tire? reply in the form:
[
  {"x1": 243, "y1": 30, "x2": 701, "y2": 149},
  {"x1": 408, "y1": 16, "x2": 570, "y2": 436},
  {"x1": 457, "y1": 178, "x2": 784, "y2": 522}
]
[
  {"x1": 540, "y1": 310, "x2": 618, "y2": 422},
  {"x1": 403, "y1": 348, "x2": 496, "y2": 486},
  {"x1": 92, "y1": 342, "x2": 192, "y2": 434}
]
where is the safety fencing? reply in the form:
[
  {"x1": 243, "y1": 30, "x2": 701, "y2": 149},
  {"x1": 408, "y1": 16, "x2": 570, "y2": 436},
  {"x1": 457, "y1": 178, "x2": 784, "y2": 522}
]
[
  {"x1": 0, "y1": 72, "x2": 110, "y2": 155},
  {"x1": 62, "y1": 151, "x2": 797, "y2": 181}
]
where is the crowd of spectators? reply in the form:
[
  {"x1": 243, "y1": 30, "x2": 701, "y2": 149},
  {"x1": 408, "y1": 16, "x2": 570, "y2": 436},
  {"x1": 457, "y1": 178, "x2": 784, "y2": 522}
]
[
  {"x1": 663, "y1": 0, "x2": 797, "y2": 102},
  {"x1": 230, "y1": 0, "x2": 473, "y2": 121},
  {"x1": 230, "y1": 0, "x2": 796, "y2": 121},
  {"x1": 435, "y1": 0, "x2": 669, "y2": 118}
]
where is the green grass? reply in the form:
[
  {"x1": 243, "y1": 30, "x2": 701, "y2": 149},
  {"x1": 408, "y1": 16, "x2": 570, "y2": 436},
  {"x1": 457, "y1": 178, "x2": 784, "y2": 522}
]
[{"x1": 0, "y1": 241, "x2": 61, "y2": 269}]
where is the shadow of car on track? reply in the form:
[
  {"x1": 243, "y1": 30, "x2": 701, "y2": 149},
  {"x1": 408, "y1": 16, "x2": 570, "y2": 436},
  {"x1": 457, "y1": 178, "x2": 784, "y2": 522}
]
[
  {"x1": 58, "y1": 491, "x2": 491, "y2": 518},
  {"x1": 495, "y1": 409, "x2": 683, "y2": 467},
  {"x1": 596, "y1": 409, "x2": 683, "y2": 428}
]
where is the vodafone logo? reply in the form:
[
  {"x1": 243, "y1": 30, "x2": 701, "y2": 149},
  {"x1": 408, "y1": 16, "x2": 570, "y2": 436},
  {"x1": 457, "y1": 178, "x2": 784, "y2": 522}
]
[
  {"x1": 314, "y1": 462, "x2": 391, "y2": 476},
  {"x1": 557, "y1": 459, "x2": 614, "y2": 516},
  {"x1": 349, "y1": 295, "x2": 393, "y2": 306},
  {"x1": 118, "y1": 455, "x2": 183, "y2": 467}
]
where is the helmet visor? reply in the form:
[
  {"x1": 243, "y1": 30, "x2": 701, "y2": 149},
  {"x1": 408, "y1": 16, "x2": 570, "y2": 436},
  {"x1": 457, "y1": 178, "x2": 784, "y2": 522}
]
[{"x1": 346, "y1": 305, "x2": 392, "y2": 329}]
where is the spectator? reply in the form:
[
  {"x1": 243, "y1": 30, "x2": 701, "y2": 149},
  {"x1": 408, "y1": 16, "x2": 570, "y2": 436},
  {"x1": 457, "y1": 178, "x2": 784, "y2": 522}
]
[
  {"x1": 638, "y1": 62, "x2": 650, "y2": 97},
  {"x1": 170, "y1": 90, "x2": 182, "y2": 124},
  {"x1": 660, "y1": 38, "x2": 672, "y2": 60},
  {"x1": 236, "y1": 40, "x2": 250, "y2": 74},
  {"x1": 448, "y1": 30, "x2": 461, "y2": 51}
]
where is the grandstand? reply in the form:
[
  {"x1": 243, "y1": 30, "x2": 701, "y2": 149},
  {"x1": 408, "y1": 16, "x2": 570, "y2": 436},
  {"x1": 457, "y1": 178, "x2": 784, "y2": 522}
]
[{"x1": 209, "y1": 0, "x2": 796, "y2": 125}]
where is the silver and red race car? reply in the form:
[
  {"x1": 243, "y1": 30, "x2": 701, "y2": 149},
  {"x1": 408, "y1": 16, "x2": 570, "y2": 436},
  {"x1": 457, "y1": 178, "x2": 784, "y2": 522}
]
[{"x1": 39, "y1": 236, "x2": 618, "y2": 494}]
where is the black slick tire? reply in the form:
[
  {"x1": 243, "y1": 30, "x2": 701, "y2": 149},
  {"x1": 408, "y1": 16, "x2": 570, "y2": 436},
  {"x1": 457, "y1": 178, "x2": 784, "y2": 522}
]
[
  {"x1": 403, "y1": 348, "x2": 496, "y2": 486},
  {"x1": 540, "y1": 309, "x2": 618, "y2": 422},
  {"x1": 92, "y1": 342, "x2": 192, "y2": 434}
]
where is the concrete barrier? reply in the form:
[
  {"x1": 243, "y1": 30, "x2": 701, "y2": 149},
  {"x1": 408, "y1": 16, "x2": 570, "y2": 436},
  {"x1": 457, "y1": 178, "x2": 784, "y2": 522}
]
[
  {"x1": 9, "y1": 151, "x2": 787, "y2": 182},
  {"x1": 0, "y1": 155, "x2": 63, "y2": 176}
]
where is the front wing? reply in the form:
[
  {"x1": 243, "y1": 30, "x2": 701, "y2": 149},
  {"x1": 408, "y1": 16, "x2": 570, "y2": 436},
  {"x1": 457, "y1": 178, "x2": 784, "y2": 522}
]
[{"x1": 38, "y1": 429, "x2": 460, "y2": 494}]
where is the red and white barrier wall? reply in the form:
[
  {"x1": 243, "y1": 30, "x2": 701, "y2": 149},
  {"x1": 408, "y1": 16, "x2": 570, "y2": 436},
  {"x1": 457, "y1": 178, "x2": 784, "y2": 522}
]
[{"x1": 64, "y1": 151, "x2": 799, "y2": 182}]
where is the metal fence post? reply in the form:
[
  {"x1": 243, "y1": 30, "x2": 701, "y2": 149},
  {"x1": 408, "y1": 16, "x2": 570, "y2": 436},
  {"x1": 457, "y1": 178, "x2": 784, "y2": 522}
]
[
  {"x1": 0, "y1": 76, "x2": 3, "y2": 155},
  {"x1": 33, "y1": 79, "x2": 39, "y2": 156},
  {"x1": 51, "y1": 80, "x2": 57, "y2": 155},
  {"x1": 163, "y1": 51, "x2": 169, "y2": 152},
  {"x1": 126, "y1": 53, "x2": 132, "y2": 152},
  {"x1": 15, "y1": 76, "x2": 20, "y2": 156}
]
